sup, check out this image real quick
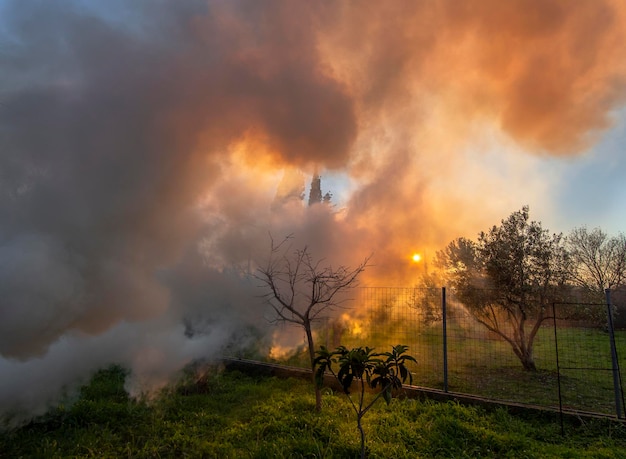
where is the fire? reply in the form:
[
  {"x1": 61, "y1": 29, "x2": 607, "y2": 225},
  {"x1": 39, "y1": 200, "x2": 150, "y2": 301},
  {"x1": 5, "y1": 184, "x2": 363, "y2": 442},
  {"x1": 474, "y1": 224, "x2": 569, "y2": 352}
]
[
  {"x1": 341, "y1": 313, "x2": 364, "y2": 337},
  {"x1": 269, "y1": 344, "x2": 293, "y2": 360}
]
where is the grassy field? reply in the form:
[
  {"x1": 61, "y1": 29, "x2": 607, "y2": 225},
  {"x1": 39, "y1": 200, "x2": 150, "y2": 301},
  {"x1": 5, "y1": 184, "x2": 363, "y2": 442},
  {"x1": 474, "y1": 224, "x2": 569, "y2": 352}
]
[
  {"x1": 2, "y1": 365, "x2": 626, "y2": 458},
  {"x1": 270, "y1": 312, "x2": 626, "y2": 416}
]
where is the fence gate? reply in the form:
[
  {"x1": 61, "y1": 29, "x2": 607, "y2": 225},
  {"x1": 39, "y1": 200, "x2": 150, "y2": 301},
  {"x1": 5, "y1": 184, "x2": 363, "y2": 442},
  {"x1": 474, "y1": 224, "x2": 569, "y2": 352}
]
[{"x1": 552, "y1": 291, "x2": 626, "y2": 427}]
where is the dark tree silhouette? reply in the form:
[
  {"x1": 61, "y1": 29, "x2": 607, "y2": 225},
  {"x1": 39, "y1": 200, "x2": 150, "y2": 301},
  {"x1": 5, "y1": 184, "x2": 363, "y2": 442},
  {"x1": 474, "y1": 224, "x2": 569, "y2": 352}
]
[
  {"x1": 566, "y1": 226, "x2": 626, "y2": 300},
  {"x1": 256, "y1": 235, "x2": 369, "y2": 410}
]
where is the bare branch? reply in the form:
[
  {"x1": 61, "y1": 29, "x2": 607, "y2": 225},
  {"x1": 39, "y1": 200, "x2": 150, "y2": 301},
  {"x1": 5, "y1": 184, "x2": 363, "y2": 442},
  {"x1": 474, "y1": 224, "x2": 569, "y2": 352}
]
[{"x1": 256, "y1": 236, "x2": 369, "y2": 345}]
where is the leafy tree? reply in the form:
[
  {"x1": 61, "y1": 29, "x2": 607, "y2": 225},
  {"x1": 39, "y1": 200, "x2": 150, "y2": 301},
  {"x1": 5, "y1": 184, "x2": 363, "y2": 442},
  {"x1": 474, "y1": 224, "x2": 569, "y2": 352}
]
[
  {"x1": 256, "y1": 236, "x2": 369, "y2": 411},
  {"x1": 438, "y1": 207, "x2": 568, "y2": 371},
  {"x1": 408, "y1": 271, "x2": 444, "y2": 325},
  {"x1": 315, "y1": 344, "x2": 416, "y2": 459},
  {"x1": 566, "y1": 227, "x2": 626, "y2": 300},
  {"x1": 308, "y1": 174, "x2": 323, "y2": 206},
  {"x1": 323, "y1": 191, "x2": 333, "y2": 205}
]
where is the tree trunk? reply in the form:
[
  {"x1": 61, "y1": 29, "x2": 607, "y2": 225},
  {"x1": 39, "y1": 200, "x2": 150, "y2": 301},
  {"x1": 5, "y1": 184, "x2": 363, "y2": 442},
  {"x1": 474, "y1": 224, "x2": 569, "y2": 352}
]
[
  {"x1": 304, "y1": 320, "x2": 322, "y2": 411},
  {"x1": 520, "y1": 350, "x2": 537, "y2": 371},
  {"x1": 358, "y1": 414, "x2": 366, "y2": 459}
]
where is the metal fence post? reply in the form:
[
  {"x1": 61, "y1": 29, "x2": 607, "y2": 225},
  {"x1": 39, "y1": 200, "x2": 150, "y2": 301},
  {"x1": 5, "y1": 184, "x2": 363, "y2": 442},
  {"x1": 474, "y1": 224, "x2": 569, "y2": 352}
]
[
  {"x1": 552, "y1": 302, "x2": 564, "y2": 435},
  {"x1": 442, "y1": 286, "x2": 448, "y2": 393},
  {"x1": 605, "y1": 289, "x2": 623, "y2": 419}
]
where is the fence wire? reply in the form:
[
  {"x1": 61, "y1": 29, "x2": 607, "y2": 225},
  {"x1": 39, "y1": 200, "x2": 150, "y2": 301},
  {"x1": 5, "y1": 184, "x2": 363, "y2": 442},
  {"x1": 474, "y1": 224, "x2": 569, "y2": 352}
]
[
  {"x1": 552, "y1": 301, "x2": 626, "y2": 416},
  {"x1": 256, "y1": 286, "x2": 626, "y2": 417}
]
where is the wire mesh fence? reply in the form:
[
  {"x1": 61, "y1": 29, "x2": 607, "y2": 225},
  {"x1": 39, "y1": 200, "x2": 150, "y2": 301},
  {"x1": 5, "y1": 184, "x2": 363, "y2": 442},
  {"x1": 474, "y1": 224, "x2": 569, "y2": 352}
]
[
  {"x1": 552, "y1": 300, "x2": 626, "y2": 416},
  {"x1": 253, "y1": 286, "x2": 626, "y2": 418}
]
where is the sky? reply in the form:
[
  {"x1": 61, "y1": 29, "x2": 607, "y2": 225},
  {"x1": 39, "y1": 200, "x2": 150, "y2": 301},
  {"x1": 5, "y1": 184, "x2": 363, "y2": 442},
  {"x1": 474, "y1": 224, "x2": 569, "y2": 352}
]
[{"x1": 1, "y1": 0, "x2": 626, "y2": 424}]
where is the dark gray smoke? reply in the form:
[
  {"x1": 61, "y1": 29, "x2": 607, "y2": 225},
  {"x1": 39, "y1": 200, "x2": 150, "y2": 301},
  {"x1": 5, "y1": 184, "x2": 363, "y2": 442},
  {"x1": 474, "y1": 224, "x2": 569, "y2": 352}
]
[{"x1": 0, "y1": 0, "x2": 358, "y2": 425}]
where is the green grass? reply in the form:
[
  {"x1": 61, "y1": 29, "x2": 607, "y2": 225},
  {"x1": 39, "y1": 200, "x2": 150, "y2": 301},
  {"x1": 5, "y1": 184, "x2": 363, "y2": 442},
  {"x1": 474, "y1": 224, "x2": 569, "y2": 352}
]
[
  {"x1": 269, "y1": 318, "x2": 626, "y2": 416},
  {"x1": 2, "y1": 365, "x2": 626, "y2": 458}
]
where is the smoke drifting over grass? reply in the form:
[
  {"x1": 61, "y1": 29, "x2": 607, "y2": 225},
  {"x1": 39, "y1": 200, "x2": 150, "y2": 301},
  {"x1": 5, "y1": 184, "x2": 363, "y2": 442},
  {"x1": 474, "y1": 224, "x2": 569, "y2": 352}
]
[{"x1": 1, "y1": 0, "x2": 625, "y2": 425}]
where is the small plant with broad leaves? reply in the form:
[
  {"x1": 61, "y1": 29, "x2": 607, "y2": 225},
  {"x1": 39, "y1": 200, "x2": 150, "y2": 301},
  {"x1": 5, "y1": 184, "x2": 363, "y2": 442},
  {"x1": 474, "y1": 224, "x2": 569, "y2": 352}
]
[{"x1": 314, "y1": 344, "x2": 417, "y2": 459}]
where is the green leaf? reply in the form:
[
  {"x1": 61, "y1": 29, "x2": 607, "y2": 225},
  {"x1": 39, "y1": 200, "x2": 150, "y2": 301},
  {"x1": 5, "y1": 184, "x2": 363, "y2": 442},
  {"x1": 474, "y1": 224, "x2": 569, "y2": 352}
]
[
  {"x1": 337, "y1": 365, "x2": 349, "y2": 383},
  {"x1": 383, "y1": 387, "x2": 392, "y2": 405},
  {"x1": 342, "y1": 374, "x2": 353, "y2": 394}
]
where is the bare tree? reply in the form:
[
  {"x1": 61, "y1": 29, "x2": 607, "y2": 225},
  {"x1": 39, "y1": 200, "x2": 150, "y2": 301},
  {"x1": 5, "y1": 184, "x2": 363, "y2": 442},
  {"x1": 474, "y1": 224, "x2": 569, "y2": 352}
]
[
  {"x1": 256, "y1": 235, "x2": 369, "y2": 411},
  {"x1": 566, "y1": 227, "x2": 626, "y2": 300}
]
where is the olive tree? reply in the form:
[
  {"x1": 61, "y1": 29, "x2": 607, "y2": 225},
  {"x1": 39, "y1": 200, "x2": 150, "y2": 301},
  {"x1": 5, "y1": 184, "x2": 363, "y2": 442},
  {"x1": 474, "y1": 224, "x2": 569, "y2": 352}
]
[
  {"x1": 256, "y1": 235, "x2": 369, "y2": 411},
  {"x1": 438, "y1": 207, "x2": 568, "y2": 371}
]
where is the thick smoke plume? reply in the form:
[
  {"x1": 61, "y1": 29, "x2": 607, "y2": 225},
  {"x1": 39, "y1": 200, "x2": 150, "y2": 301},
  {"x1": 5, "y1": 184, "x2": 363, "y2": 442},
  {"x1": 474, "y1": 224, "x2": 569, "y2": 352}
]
[{"x1": 1, "y1": 0, "x2": 625, "y2": 425}]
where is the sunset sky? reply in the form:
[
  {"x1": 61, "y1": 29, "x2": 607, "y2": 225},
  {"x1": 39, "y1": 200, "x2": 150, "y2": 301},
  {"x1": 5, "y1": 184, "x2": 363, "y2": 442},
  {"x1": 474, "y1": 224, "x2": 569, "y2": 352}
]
[{"x1": 1, "y1": 0, "x2": 626, "y2": 423}]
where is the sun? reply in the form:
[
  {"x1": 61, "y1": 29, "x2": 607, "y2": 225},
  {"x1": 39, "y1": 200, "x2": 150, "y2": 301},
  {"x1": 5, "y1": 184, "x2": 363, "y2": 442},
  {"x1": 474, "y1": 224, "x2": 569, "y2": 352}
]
[{"x1": 412, "y1": 253, "x2": 422, "y2": 263}]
